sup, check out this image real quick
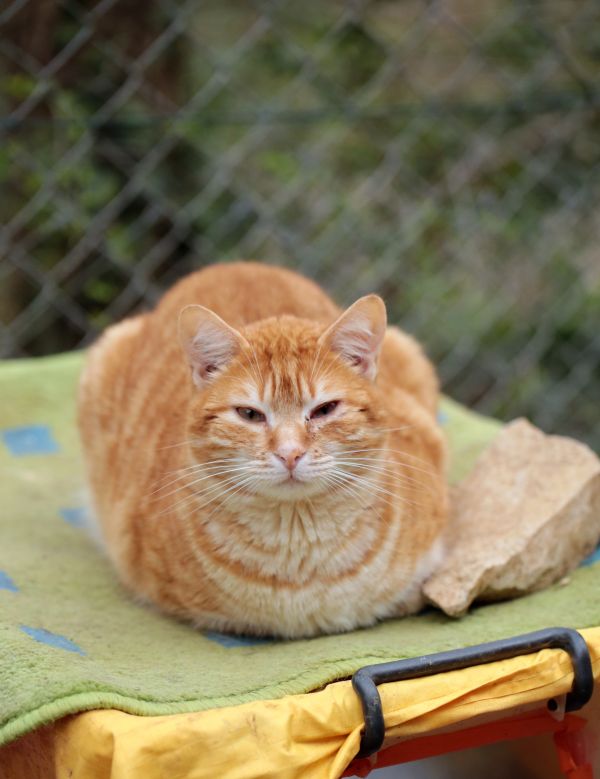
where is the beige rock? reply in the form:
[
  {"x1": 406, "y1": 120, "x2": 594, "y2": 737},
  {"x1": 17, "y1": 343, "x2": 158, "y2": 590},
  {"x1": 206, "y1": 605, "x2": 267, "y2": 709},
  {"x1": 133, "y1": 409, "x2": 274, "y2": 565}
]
[{"x1": 423, "y1": 419, "x2": 600, "y2": 617}]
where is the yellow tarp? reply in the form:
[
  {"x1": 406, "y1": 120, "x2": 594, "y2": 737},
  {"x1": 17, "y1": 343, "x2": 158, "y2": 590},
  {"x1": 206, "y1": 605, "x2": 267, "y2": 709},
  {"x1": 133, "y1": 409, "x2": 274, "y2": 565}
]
[{"x1": 41, "y1": 627, "x2": 599, "y2": 779}]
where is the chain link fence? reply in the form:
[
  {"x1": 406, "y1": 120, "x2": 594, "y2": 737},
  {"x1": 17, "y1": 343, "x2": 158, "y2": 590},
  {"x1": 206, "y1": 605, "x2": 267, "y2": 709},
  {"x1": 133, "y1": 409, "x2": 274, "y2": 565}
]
[{"x1": 1, "y1": 0, "x2": 599, "y2": 448}]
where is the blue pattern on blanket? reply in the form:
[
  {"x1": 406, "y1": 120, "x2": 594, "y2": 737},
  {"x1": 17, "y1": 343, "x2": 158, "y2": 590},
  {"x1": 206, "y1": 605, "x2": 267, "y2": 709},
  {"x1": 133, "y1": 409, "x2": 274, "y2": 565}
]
[
  {"x1": 2, "y1": 424, "x2": 60, "y2": 456},
  {"x1": 20, "y1": 626, "x2": 85, "y2": 655},
  {"x1": 59, "y1": 507, "x2": 88, "y2": 529},
  {"x1": 582, "y1": 546, "x2": 600, "y2": 567},
  {"x1": 204, "y1": 631, "x2": 276, "y2": 648},
  {"x1": 0, "y1": 571, "x2": 18, "y2": 592}
]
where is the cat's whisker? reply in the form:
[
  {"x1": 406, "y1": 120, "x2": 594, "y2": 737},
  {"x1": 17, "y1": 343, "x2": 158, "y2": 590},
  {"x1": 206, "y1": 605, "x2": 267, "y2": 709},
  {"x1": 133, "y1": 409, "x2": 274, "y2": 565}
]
[
  {"x1": 339, "y1": 458, "x2": 436, "y2": 486},
  {"x1": 337, "y1": 460, "x2": 431, "y2": 492},
  {"x1": 309, "y1": 339, "x2": 326, "y2": 386},
  {"x1": 217, "y1": 475, "x2": 260, "y2": 507},
  {"x1": 372, "y1": 425, "x2": 414, "y2": 435},
  {"x1": 313, "y1": 359, "x2": 333, "y2": 385},
  {"x1": 339, "y1": 450, "x2": 437, "y2": 477},
  {"x1": 317, "y1": 472, "x2": 354, "y2": 501},
  {"x1": 325, "y1": 473, "x2": 370, "y2": 505},
  {"x1": 152, "y1": 466, "x2": 257, "y2": 504},
  {"x1": 197, "y1": 476, "x2": 261, "y2": 525},
  {"x1": 244, "y1": 344, "x2": 260, "y2": 384},
  {"x1": 334, "y1": 461, "x2": 434, "y2": 497},
  {"x1": 192, "y1": 469, "x2": 262, "y2": 500},
  {"x1": 154, "y1": 466, "x2": 252, "y2": 500},
  {"x1": 177, "y1": 465, "x2": 258, "y2": 492},
  {"x1": 176, "y1": 472, "x2": 259, "y2": 561},
  {"x1": 334, "y1": 457, "x2": 434, "y2": 487},
  {"x1": 244, "y1": 344, "x2": 264, "y2": 391},
  {"x1": 340, "y1": 469, "x2": 421, "y2": 502},
  {"x1": 331, "y1": 467, "x2": 424, "y2": 511},
  {"x1": 238, "y1": 358, "x2": 260, "y2": 389},
  {"x1": 153, "y1": 458, "x2": 249, "y2": 488},
  {"x1": 324, "y1": 466, "x2": 377, "y2": 496},
  {"x1": 164, "y1": 457, "x2": 247, "y2": 473},
  {"x1": 157, "y1": 439, "x2": 203, "y2": 451},
  {"x1": 350, "y1": 473, "x2": 431, "y2": 500},
  {"x1": 321, "y1": 472, "x2": 377, "y2": 511},
  {"x1": 341, "y1": 447, "x2": 438, "y2": 470},
  {"x1": 335, "y1": 455, "x2": 405, "y2": 472},
  {"x1": 195, "y1": 474, "x2": 261, "y2": 519},
  {"x1": 314, "y1": 354, "x2": 343, "y2": 388},
  {"x1": 159, "y1": 472, "x2": 255, "y2": 517},
  {"x1": 177, "y1": 484, "x2": 251, "y2": 522},
  {"x1": 337, "y1": 478, "x2": 415, "y2": 513},
  {"x1": 236, "y1": 352, "x2": 259, "y2": 384},
  {"x1": 167, "y1": 459, "x2": 251, "y2": 477},
  {"x1": 152, "y1": 461, "x2": 255, "y2": 491}
]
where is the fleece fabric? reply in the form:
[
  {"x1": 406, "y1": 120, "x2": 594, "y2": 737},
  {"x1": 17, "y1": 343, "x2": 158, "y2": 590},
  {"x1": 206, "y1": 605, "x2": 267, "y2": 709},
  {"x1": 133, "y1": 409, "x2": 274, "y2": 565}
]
[{"x1": 0, "y1": 351, "x2": 599, "y2": 747}]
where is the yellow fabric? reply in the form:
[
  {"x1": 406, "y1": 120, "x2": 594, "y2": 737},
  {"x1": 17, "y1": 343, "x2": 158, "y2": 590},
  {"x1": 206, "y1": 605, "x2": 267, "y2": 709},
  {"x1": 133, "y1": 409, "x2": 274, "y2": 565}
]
[{"x1": 48, "y1": 627, "x2": 600, "y2": 779}]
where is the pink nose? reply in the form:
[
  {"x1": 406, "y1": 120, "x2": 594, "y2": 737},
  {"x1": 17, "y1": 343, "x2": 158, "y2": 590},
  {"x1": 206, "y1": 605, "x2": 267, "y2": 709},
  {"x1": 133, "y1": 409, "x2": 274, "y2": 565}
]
[{"x1": 275, "y1": 446, "x2": 306, "y2": 472}]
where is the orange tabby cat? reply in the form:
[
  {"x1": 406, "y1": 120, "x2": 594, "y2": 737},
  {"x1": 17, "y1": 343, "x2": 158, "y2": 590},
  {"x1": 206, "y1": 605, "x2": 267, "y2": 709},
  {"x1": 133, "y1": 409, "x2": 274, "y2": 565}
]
[{"x1": 78, "y1": 263, "x2": 447, "y2": 638}]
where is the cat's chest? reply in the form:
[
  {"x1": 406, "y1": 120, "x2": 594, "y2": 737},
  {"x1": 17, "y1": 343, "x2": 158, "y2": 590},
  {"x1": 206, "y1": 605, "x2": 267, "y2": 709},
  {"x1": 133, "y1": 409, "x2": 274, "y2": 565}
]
[
  {"x1": 197, "y1": 508, "x2": 408, "y2": 637},
  {"x1": 203, "y1": 503, "x2": 377, "y2": 582},
  {"x1": 174, "y1": 500, "x2": 414, "y2": 637}
]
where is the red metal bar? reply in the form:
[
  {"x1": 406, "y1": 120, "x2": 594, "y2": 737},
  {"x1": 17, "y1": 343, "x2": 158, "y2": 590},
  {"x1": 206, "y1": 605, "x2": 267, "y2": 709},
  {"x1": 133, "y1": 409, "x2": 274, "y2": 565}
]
[{"x1": 342, "y1": 712, "x2": 592, "y2": 778}]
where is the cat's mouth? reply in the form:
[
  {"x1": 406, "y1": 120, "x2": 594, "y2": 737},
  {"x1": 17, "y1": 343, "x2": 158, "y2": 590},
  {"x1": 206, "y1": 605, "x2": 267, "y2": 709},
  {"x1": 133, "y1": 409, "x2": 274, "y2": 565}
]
[
  {"x1": 278, "y1": 472, "x2": 309, "y2": 489},
  {"x1": 257, "y1": 473, "x2": 326, "y2": 501}
]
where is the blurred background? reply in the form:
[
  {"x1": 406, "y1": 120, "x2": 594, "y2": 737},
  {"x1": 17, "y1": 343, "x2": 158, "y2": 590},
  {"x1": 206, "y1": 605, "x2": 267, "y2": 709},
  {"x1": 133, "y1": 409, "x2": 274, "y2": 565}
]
[{"x1": 1, "y1": 0, "x2": 599, "y2": 448}]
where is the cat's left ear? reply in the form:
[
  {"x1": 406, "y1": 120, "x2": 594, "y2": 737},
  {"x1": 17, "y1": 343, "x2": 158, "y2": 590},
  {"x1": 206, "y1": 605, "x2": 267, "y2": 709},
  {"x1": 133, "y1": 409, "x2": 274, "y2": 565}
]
[
  {"x1": 320, "y1": 295, "x2": 387, "y2": 381},
  {"x1": 178, "y1": 305, "x2": 248, "y2": 389}
]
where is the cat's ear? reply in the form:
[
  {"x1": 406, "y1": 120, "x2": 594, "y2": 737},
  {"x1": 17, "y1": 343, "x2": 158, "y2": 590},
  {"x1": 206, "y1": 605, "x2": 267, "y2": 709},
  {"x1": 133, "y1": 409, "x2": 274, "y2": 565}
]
[
  {"x1": 320, "y1": 295, "x2": 387, "y2": 381},
  {"x1": 178, "y1": 305, "x2": 247, "y2": 388}
]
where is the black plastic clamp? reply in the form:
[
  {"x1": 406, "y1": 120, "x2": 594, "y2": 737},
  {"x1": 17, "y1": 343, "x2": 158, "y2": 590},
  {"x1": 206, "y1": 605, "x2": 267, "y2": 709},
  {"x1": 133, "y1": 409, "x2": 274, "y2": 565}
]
[{"x1": 352, "y1": 626, "x2": 594, "y2": 758}]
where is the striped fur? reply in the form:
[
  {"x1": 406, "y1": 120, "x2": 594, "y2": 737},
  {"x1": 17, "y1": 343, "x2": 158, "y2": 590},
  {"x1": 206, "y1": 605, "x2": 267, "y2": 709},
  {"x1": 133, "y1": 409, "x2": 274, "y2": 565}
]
[{"x1": 78, "y1": 263, "x2": 447, "y2": 638}]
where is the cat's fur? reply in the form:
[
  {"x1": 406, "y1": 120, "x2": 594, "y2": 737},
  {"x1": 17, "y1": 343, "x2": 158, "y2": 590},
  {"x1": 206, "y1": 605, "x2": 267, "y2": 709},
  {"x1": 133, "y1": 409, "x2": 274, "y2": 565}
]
[{"x1": 78, "y1": 263, "x2": 447, "y2": 638}]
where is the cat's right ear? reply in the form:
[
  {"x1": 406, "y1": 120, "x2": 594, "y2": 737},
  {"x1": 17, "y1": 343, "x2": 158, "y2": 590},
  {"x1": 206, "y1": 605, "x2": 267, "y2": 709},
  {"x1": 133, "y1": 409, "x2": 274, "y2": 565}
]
[
  {"x1": 319, "y1": 295, "x2": 387, "y2": 381},
  {"x1": 178, "y1": 305, "x2": 248, "y2": 389}
]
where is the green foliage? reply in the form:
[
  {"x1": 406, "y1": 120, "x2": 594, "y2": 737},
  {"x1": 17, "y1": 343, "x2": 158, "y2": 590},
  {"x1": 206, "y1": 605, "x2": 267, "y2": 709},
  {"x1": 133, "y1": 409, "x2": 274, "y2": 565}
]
[{"x1": 2, "y1": 0, "x2": 599, "y2": 447}]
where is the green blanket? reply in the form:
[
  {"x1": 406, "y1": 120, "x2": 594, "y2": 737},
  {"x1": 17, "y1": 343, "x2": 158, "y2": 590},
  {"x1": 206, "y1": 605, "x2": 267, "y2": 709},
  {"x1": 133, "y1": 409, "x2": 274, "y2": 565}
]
[{"x1": 1, "y1": 352, "x2": 599, "y2": 747}]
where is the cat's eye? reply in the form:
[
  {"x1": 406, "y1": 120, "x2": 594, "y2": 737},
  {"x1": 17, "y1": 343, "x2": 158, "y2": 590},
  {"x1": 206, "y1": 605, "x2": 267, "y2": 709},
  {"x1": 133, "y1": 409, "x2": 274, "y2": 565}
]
[
  {"x1": 310, "y1": 400, "x2": 340, "y2": 419},
  {"x1": 236, "y1": 406, "x2": 266, "y2": 423}
]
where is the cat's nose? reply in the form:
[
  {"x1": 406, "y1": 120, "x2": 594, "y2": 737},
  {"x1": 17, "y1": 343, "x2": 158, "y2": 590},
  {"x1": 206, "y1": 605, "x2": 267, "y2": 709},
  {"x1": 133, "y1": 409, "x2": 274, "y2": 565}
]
[{"x1": 275, "y1": 444, "x2": 306, "y2": 472}]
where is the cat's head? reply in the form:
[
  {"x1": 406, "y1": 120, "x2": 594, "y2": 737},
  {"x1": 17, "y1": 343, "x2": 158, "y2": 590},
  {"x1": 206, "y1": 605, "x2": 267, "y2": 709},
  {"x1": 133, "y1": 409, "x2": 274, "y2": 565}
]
[{"x1": 178, "y1": 297, "x2": 388, "y2": 502}]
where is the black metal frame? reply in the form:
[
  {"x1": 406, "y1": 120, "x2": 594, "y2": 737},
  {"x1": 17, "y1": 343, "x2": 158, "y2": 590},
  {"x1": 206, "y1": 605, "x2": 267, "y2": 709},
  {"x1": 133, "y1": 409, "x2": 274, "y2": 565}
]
[{"x1": 351, "y1": 627, "x2": 594, "y2": 758}]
